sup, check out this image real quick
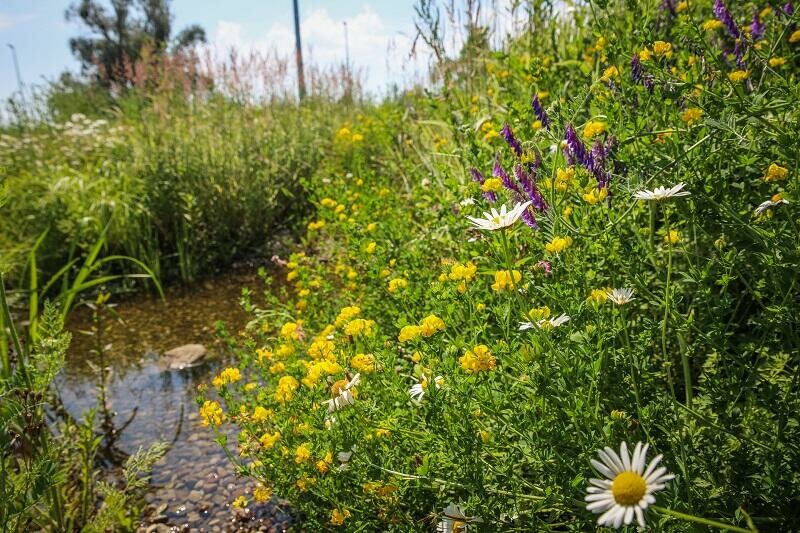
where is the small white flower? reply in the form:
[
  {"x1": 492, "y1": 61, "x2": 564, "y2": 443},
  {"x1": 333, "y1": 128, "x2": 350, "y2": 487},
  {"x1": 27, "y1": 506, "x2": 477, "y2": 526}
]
[
  {"x1": 754, "y1": 196, "x2": 788, "y2": 216},
  {"x1": 466, "y1": 201, "x2": 532, "y2": 231},
  {"x1": 607, "y1": 288, "x2": 635, "y2": 305},
  {"x1": 585, "y1": 441, "x2": 675, "y2": 529},
  {"x1": 460, "y1": 197, "x2": 476, "y2": 207},
  {"x1": 437, "y1": 503, "x2": 481, "y2": 532},
  {"x1": 336, "y1": 448, "x2": 354, "y2": 471},
  {"x1": 633, "y1": 182, "x2": 691, "y2": 201},
  {"x1": 324, "y1": 374, "x2": 360, "y2": 412},
  {"x1": 409, "y1": 374, "x2": 444, "y2": 402},
  {"x1": 519, "y1": 313, "x2": 571, "y2": 330}
]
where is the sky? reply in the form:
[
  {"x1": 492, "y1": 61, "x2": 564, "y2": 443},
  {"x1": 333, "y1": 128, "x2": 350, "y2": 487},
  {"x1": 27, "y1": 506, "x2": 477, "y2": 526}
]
[{"x1": 0, "y1": 0, "x2": 446, "y2": 102}]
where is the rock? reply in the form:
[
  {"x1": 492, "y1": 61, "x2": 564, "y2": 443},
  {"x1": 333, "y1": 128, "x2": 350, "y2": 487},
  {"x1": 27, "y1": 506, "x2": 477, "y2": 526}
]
[
  {"x1": 145, "y1": 525, "x2": 169, "y2": 533},
  {"x1": 164, "y1": 344, "x2": 207, "y2": 370},
  {"x1": 189, "y1": 490, "x2": 204, "y2": 502}
]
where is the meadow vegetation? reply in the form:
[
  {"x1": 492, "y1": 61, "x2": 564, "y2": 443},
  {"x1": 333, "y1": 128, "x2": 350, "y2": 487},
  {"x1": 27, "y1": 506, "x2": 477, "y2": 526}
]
[{"x1": 2, "y1": 0, "x2": 800, "y2": 531}]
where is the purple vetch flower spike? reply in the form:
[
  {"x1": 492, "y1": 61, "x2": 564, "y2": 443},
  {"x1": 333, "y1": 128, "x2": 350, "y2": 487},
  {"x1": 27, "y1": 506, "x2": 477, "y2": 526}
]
[
  {"x1": 713, "y1": 0, "x2": 741, "y2": 39},
  {"x1": 493, "y1": 155, "x2": 520, "y2": 193},
  {"x1": 732, "y1": 40, "x2": 747, "y2": 70},
  {"x1": 564, "y1": 124, "x2": 592, "y2": 169},
  {"x1": 784, "y1": 2, "x2": 794, "y2": 16},
  {"x1": 514, "y1": 164, "x2": 548, "y2": 212},
  {"x1": 520, "y1": 207, "x2": 538, "y2": 229},
  {"x1": 500, "y1": 123, "x2": 523, "y2": 157},
  {"x1": 750, "y1": 11, "x2": 765, "y2": 40},
  {"x1": 531, "y1": 93, "x2": 550, "y2": 129},
  {"x1": 604, "y1": 135, "x2": 619, "y2": 161},
  {"x1": 590, "y1": 140, "x2": 607, "y2": 185},
  {"x1": 631, "y1": 55, "x2": 643, "y2": 83}
]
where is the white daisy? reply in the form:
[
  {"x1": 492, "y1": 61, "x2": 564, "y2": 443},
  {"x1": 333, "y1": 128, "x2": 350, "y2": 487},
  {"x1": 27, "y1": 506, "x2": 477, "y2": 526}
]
[
  {"x1": 437, "y1": 503, "x2": 481, "y2": 532},
  {"x1": 585, "y1": 441, "x2": 675, "y2": 529},
  {"x1": 324, "y1": 374, "x2": 360, "y2": 412},
  {"x1": 408, "y1": 374, "x2": 444, "y2": 402},
  {"x1": 607, "y1": 288, "x2": 635, "y2": 306},
  {"x1": 466, "y1": 201, "x2": 532, "y2": 231},
  {"x1": 633, "y1": 182, "x2": 691, "y2": 201},
  {"x1": 519, "y1": 313, "x2": 571, "y2": 330},
  {"x1": 754, "y1": 196, "x2": 788, "y2": 216}
]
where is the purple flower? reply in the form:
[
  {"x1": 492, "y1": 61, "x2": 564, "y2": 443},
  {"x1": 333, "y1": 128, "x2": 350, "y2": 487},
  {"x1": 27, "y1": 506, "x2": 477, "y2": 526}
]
[
  {"x1": 784, "y1": 2, "x2": 795, "y2": 16},
  {"x1": 713, "y1": 0, "x2": 741, "y2": 39},
  {"x1": 535, "y1": 260, "x2": 552, "y2": 274},
  {"x1": 514, "y1": 164, "x2": 548, "y2": 212},
  {"x1": 732, "y1": 40, "x2": 747, "y2": 70},
  {"x1": 520, "y1": 207, "x2": 538, "y2": 229},
  {"x1": 590, "y1": 140, "x2": 607, "y2": 185},
  {"x1": 660, "y1": 0, "x2": 677, "y2": 16},
  {"x1": 493, "y1": 155, "x2": 520, "y2": 193},
  {"x1": 631, "y1": 55, "x2": 644, "y2": 83},
  {"x1": 564, "y1": 124, "x2": 592, "y2": 168},
  {"x1": 750, "y1": 11, "x2": 765, "y2": 40},
  {"x1": 500, "y1": 122, "x2": 523, "y2": 157},
  {"x1": 470, "y1": 167, "x2": 497, "y2": 202},
  {"x1": 531, "y1": 93, "x2": 550, "y2": 129}
]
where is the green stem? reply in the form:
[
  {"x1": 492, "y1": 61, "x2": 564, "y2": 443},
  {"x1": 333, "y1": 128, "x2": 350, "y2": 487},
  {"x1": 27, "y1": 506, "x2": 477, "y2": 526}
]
[
  {"x1": 661, "y1": 209, "x2": 676, "y2": 402},
  {"x1": 652, "y1": 506, "x2": 756, "y2": 532}
]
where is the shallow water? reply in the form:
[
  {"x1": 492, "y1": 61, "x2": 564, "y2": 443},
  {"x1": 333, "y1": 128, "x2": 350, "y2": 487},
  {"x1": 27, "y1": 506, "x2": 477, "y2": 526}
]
[{"x1": 57, "y1": 268, "x2": 293, "y2": 532}]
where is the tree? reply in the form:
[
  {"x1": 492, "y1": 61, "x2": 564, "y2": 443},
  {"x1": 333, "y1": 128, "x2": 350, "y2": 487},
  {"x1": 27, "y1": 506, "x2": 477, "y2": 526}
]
[{"x1": 66, "y1": 0, "x2": 206, "y2": 86}]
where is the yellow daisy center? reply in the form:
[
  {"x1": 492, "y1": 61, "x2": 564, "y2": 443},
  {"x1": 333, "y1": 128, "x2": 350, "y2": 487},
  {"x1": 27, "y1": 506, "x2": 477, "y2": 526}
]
[
  {"x1": 611, "y1": 471, "x2": 647, "y2": 506},
  {"x1": 492, "y1": 216, "x2": 503, "y2": 225}
]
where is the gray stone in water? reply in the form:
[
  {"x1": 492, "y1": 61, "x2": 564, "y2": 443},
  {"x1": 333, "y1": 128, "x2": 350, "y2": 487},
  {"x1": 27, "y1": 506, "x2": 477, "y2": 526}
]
[{"x1": 164, "y1": 344, "x2": 207, "y2": 370}]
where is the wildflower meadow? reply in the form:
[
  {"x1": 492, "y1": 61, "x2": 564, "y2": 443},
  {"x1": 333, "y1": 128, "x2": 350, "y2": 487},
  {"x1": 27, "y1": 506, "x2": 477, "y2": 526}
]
[{"x1": 2, "y1": 0, "x2": 800, "y2": 531}]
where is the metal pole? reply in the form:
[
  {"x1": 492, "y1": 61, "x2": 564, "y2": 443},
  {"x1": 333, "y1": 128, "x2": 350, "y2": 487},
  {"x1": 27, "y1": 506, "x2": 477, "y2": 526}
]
[
  {"x1": 292, "y1": 0, "x2": 306, "y2": 100},
  {"x1": 7, "y1": 44, "x2": 24, "y2": 96}
]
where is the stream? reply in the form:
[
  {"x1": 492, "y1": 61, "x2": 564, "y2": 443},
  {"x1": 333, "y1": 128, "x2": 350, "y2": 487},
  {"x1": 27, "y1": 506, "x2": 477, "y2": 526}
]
[{"x1": 57, "y1": 268, "x2": 293, "y2": 532}]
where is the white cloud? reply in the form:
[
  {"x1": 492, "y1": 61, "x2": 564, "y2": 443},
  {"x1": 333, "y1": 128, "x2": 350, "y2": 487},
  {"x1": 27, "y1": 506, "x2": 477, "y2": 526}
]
[{"x1": 206, "y1": 6, "x2": 433, "y2": 96}]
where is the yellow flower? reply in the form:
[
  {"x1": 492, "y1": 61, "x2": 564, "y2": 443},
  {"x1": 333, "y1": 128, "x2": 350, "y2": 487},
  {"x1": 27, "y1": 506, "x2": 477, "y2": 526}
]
[
  {"x1": 388, "y1": 278, "x2": 408, "y2": 293},
  {"x1": 351, "y1": 353, "x2": 376, "y2": 373},
  {"x1": 790, "y1": 29, "x2": 800, "y2": 43},
  {"x1": 398, "y1": 325, "x2": 422, "y2": 343},
  {"x1": 334, "y1": 306, "x2": 361, "y2": 327},
  {"x1": 336, "y1": 127, "x2": 352, "y2": 140},
  {"x1": 587, "y1": 288, "x2": 612, "y2": 304},
  {"x1": 638, "y1": 48, "x2": 653, "y2": 61},
  {"x1": 276, "y1": 343, "x2": 295, "y2": 358},
  {"x1": 419, "y1": 314, "x2": 445, "y2": 337},
  {"x1": 199, "y1": 400, "x2": 223, "y2": 427},
  {"x1": 252, "y1": 406, "x2": 273, "y2": 422},
  {"x1": 545, "y1": 236, "x2": 574, "y2": 253},
  {"x1": 280, "y1": 321, "x2": 303, "y2": 340},
  {"x1": 232, "y1": 496, "x2": 248, "y2": 508},
  {"x1": 583, "y1": 186, "x2": 608, "y2": 205},
  {"x1": 764, "y1": 163, "x2": 788, "y2": 182},
  {"x1": 343, "y1": 318, "x2": 376, "y2": 337},
  {"x1": 320, "y1": 197, "x2": 337, "y2": 207},
  {"x1": 768, "y1": 57, "x2": 786, "y2": 67},
  {"x1": 527, "y1": 306, "x2": 551, "y2": 321},
  {"x1": 664, "y1": 229, "x2": 680, "y2": 245},
  {"x1": 351, "y1": 133, "x2": 364, "y2": 143},
  {"x1": 583, "y1": 121, "x2": 606, "y2": 140},
  {"x1": 491, "y1": 270, "x2": 522, "y2": 292},
  {"x1": 375, "y1": 428, "x2": 391, "y2": 438},
  {"x1": 652, "y1": 41, "x2": 673, "y2": 57},
  {"x1": 532, "y1": 119, "x2": 543, "y2": 130},
  {"x1": 296, "y1": 476, "x2": 316, "y2": 491},
  {"x1": 702, "y1": 19, "x2": 723, "y2": 31},
  {"x1": 295, "y1": 442, "x2": 312, "y2": 464},
  {"x1": 449, "y1": 261, "x2": 477, "y2": 282},
  {"x1": 681, "y1": 107, "x2": 703, "y2": 125},
  {"x1": 481, "y1": 178, "x2": 503, "y2": 192},
  {"x1": 307, "y1": 220, "x2": 326, "y2": 231},
  {"x1": 274, "y1": 376, "x2": 299, "y2": 404},
  {"x1": 330, "y1": 508, "x2": 351, "y2": 526},
  {"x1": 600, "y1": 65, "x2": 620, "y2": 82},
  {"x1": 459, "y1": 344, "x2": 497, "y2": 374},
  {"x1": 269, "y1": 361, "x2": 286, "y2": 374},
  {"x1": 213, "y1": 367, "x2": 241, "y2": 388},
  {"x1": 259, "y1": 431, "x2": 281, "y2": 450},
  {"x1": 728, "y1": 70, "x2": 748, "y2": 82},
  {"x1": 675, "y1": 0, "x2": 687, "y2": 13},
  {"x1": 253, "y1": 485, "x2": 273, "y2": 502}
]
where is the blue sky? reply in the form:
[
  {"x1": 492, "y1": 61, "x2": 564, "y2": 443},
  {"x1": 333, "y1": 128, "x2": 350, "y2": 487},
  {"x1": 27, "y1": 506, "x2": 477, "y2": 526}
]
[{"x1": 0, "y1": 0, "x2": 435, "y2": 101}]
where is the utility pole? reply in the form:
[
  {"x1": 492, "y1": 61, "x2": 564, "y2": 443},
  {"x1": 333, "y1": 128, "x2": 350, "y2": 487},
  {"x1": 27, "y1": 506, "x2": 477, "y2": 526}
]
[
  {"x1": 292, "y1": 0, "x2": 306, "y2": 100},
  {"x1": 7, "y1": 44, "x2": 24, "y2": 97}
]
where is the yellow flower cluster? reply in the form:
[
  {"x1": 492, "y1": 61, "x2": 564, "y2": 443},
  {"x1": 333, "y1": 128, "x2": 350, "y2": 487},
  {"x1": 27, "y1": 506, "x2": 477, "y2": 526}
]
[
  {"x1": 212, "y1": 367, "x2": 241, "y2": 388},
  {"x1": 491, "y1": 270, "x2": 522, "y2": 292},
  {"x1": 545, "y1": 236, "x2": 574, "y2": 254},
  {"x1": 335, "y1": 305, "x2": 361, "y2": 326},
  {"x1": 728, "y1": 70, "x2": 748, "y2": 83},
  {"x1": 388, "y1": 277, "x2": 408, "y2": 293},
  {"x1": 583, "y1": 120, "x2": 606, "y2": 140},
  {"x1": 398, "y1": 314, "x2": 446, "y2": 342},
  {"x1": 459, "y1": 345, "x2": 497, "y2": 374},
  {"x1": 764, "y1": 163, "x2": 788, "y2": 182},
  {"x1": 280, "y1": 320, "x2": 304, "y2": 340},
  {"x1": 481, "y1": 177, "x2": 502, "y2": 192},
  {"x1": 252, "y1": 406, "x2": 273, "y2": 423},
  {"x1": 274, "y1": 375, "x2": 299, "y2": 404},
  {"x1": 307, "y1": 220, "x2": 326, "y2": 231},
  {"x1": 587, "y1": 288, "x2": 612, "y2": 304},
  {"x1": 330, "y1": 508, "x2": 351, "y2": 526},
  {"x1": 253, "y1": 485, "x2": 273, "y2": 502},
  {"x1": 343, "y1": 318, "x2": 376, "y2": 337},
  {"x1": 200, "y1": 400, "x2": 223, "y2": 427},
  {"x1": 259, "y1": 430, "x2": 281, "y2": 450},
  {"x1": 302, "y1": 360, "x2": 341, "y2": 388},
  {"x1": 681, "y1": 107, "x2": 703, "y2": 125},
  {"x1": 351, "y1": 353, "x2": 376, "y2": 373},
  {"x1": 583, "y1": 186, "x2": 608, "y2": 205},
  {"x1": 527, "y1": 306, "x2": 551, "y2": 320},
  {"x1": 294, "y1": 442, "x2": 312, "y2": 464},
  {"x1": 448, "y1": 260, "x2": 477, "y2": 293}
]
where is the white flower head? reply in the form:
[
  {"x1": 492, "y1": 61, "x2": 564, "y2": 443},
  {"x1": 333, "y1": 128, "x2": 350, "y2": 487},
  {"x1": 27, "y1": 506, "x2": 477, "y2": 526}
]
[
  {"x1": 460, "y1": 197, "x2": 476, "y2": 207},
  {"x1": 585, "y1": 441, "x2": 674, "y2": 529},
  {"x1": 754, "y1": 196, "x2": 788, "y2": 216},
  {"x1": 519, "y1": 313, "x2": 570, "y2": 330},
  {"x1": 466, "y1": 201, "x2": 532, "y2": 231},
  {"x1": 437, "y1": 503, "x2": 482, "y2": 532},
  {"x1": 607, "y1": 288, "x2": 635, "y2": 306},
  {"x1": 324, "y1": 374, "x2": 360, "y2": 412},
  {"x1": 633, "y1": 182, "x2": 691, "y2": 201},
  {"x1": 409, "y1": 374, "x2": 444, "y2": 402}
]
